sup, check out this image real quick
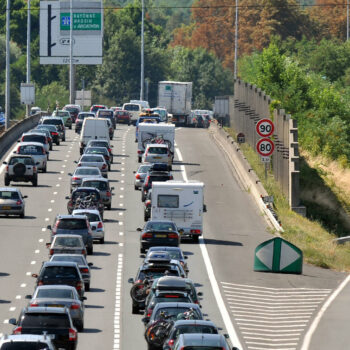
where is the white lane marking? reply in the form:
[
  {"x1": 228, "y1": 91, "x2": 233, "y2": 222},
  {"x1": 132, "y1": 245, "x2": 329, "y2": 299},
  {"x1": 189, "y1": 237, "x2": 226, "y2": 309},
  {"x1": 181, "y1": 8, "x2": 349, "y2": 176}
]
[
  {"x1": 121, "y1": 162, "x2": 125, "y2": 165},
  {"x1": 45, "y1": 218, "x2": 50, "y2": 221},
  {"x1": 64, "y1": 159, "x2": 67, "y2": 162},
  {"x1": 120, "y1": 187, "x2": 124, "y2": 191},
  {"x1": 119, "y1": 232, "x2": 123, "y2": 236},
  {"x1": 26, "y1": 272, "x2": 31, "y2": 276},
  {"x1": 121, "y1": 180, "x2": 125, "y2": 184},
  {"x1": 118, "y1": 222, "x2": 123, "y2": 226},
  {"x1": 35, "y1": 250, "x2": 40, "y2": 254},
  {"x1": 121, "y1": 174, "x2": 125, "y2": 177},
  {"x1": 122, "y1": 157, "x2": 125, "y2": 160},
  {"x1": 20, "y1": 283, "x2": 26, "y2": 288},
  {"x1": 119, "y1": 195, "x2": 124, "y2": 198},
  {"x1": 58, "y1": 177, "x2": 62, "y2": 180},
  {"x1": 53, "y1": 192, "x2": 58, "y2": 195},
  {"x1": 118, "y1": 212, "x2": 123, "y2": 216},
  {"x1": 60, "y1": 170, "x2": 64, "y2": 174},
  {"x1": 31, "y1": 261, "x2": 36, "y2": 265},
  {"x1": 3, "y1": 320, "x2": 9, "y2": 324},
  {"x1": 176, "y1": 147, "x2": 242, "y2": 349},
  {"x1": 48, "y1": 208, "x2": 52, "y2": 212},
  {"x1": 62, "y1": 164, "x2": 66, "y2": 167},
  {"x1": 121, "y1": 168, "x2": 125, "y2": 171},
  {"x1": 9, "y1": 307, "x2": 16, "y2": 312},
  {"x1": 39, "y1": 239, "x2": 44, "y2": 243},
  {"x1": 50, "y1": 200, "x2": 55, "y2": 203},
  {"x1": 15, "y1": 295, "x2": 21, "y2": 299},
  {"x1": 301, "y1": 274, "x2": 350, "y2": 350},
  {"x1": 56, "y1": 184, "x2": 60, "y2": 187},
  {"x1": 119, "y1": 203, "x2": 123, "y2": 207},
  {"x1": 114, "y1": 253, "x2": 123, "y2": 350},
  {"x1": 41, "y1": 228, "x2": 46, "y2": 232},
  {"x1": 119, "y1": 243, "x2": 124, "y2": 247}
]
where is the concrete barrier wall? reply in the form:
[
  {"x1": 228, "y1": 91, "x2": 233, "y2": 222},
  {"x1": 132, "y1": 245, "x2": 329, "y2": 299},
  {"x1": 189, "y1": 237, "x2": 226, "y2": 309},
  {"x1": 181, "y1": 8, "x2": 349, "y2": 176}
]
[{"x1": 0, "y1": 112, "x2": 49, "y2": 159}]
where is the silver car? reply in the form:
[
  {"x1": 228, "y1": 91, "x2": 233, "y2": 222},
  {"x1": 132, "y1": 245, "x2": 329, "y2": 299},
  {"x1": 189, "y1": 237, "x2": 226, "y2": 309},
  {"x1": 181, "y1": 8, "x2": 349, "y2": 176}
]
[
  {"x1": 80, "y1": 177, "x2": 113, "y2": 210},
  {"x1": 0, "y1": 334, "x2": 55, "y2": 350},
  {"x1": 50, "y1": 254, "x2": 93, "y2": 291},
  {"x1": 133, "y1": 163, "x2": 152, "y2": 190},
  {"x1": 72, "y1": 208, "x2": 105, "y2": 243},
  {"x1": 15, "y1": 142, "x2": 48, "y2": 172},
  {"x1": 76, "y1": 154, "x2": 108, "y2": 178},
  {"x1": 68, "y1": 166, "x2": 103, "y2": 192},
  {"x1": 47, "y1": 234, "x2": 86, "y2": 257},
  {"x1": 0, "y1": 188, "x2": 27, "y2": 218},
  {"x1": 142, "y1": 143, "x2": 172, "y2": 170},
  {"x1": 26, "y1": 285, "x2": 86, "y2": 331}
]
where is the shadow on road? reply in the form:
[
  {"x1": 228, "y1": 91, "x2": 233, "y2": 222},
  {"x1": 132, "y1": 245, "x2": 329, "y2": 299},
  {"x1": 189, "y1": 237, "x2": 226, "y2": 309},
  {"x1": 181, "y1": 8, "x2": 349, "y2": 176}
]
[
  {"x1": 0, "y1": 300, "x2": 11, "y2": 304},
  {"x1": 173, "y1": 161, "x2": 201, "y2": 166},
  {"x1": 89, "y1": 288, "x2": 105, "y2": 293},
  {"x1": 203, "y1": 238, "x2": 243, "y2": 247},
  {"x1": 92, "y1": 252, "x2": 111, "y2": 257},
  {"x1": 0, "y1": 272, "x2": 10, "y2": 277},
  {"x1": 85, "y1": 305, "x2": 104, "y2": 309},
  {"x1": 82, "y1": 328, "x2": 102, "y2": 333}
]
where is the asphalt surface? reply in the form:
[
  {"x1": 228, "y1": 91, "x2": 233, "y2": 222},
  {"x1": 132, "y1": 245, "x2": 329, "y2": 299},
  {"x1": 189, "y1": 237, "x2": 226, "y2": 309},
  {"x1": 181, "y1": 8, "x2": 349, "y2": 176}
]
[{"x1": 0, "y1": 124, "x2": 346, "y2": 350}]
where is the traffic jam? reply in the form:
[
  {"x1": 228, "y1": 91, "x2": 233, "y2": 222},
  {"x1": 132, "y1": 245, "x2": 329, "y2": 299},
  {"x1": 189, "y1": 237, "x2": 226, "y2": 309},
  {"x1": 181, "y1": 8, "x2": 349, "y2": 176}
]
[{"x1": 0, "y1": 102, "x2": 237, "y2": 350}]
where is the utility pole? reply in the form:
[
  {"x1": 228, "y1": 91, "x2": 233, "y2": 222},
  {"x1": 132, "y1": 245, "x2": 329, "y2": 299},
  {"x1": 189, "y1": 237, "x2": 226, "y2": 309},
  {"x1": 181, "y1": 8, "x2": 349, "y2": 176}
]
[
  {"x1": 82, "y1": 77, "x2": 85, "y2": 111},
  {"x1": 347, "y1": 0, "x2": 349, "y2": 41},
  {"x1": 26, "y1": 0, "x2": 31, "y2": 116},
  {"x1": 69, "y1": 0, "x2": 75, "y2": 104},
  {"x1": 234, "y1": 0, "x2": 239, "y2": 80},
  {"x1": 140, "y1": 0, "x2": 145, "y2": 100},
  {"x1": 5, "y1": 0, "x2": 10, "y2": 130}
]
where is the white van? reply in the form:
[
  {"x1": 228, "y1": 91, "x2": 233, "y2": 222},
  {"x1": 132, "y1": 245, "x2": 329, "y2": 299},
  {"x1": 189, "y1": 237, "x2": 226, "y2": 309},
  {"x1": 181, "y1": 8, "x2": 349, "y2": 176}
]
[
  {"x1": 137, "y1": 123, "x2": 175, "y2": 162},
  {"x1": 130, "y1": 100, "x2": 150, "y2": 109},
  {"x1": 80, "y1": 117, "x2": 109, "y2": 154},
  {"x1": 122, "y1": 103, "x2": 142, "y2": 125},
  {"x1": 151, "y1": 181, "x2": 205, "y2": 242}
]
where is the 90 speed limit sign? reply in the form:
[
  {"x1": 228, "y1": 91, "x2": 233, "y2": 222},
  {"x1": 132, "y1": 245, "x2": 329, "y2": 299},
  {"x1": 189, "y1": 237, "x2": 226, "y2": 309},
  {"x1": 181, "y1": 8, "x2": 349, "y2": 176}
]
[
  {"x1": 256, "y1": 119, "x2": 274, "y2": 137},
  {"x1": 256, "y1": 138, "x2": 275, "y2": 157}
]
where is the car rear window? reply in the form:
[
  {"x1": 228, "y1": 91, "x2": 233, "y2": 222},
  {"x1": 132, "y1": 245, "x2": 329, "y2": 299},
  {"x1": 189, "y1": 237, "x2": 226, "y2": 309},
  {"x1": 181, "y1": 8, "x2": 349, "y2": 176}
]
[
  {"x1": 54, "y1": 237, "x2": 82, "y2": 247},
  {"x1": 42, "y1": 266, "x2": 79, "y2": 279},
  {"x1": 19, "y1": 145, "x2": 44, "y2": 155},
  {"x1": 75, "y1": 211, "x2": 100, "y2": 222},
  {"x1": 72, "y1": 191, "x2": 100, "y2": 200},
  {"x1": 86, "y1": 148, "x2": 107, "y2": 155},
  {"x1": 98, "y1": 111, "x2": 113, "y2": 117},
  {"x1": 157, "y1": 195, "x2": 179, "y2": 209},
  {"x1": 176, "y1": 325, "x2": 217, "y2": 337},
  {"x1": 22, "y1": 135, "x2": 45, "y2": 143},
  {"x1": 36, "y1": 288, "x2": 74, "y2": 299},
  {"x1": 75, "y1": 168, "x2": 100, "y2": 175},
  {"x1": 51, "y1": 255, "x2": 85, "y2": 265},
  {"x1": 1, "y1": 342, "x2": 51, "y2": 349},
  {"x1": 57, "y1": 219, "x2": 87, "y2": 230},
  {"x1": 148, "y1": 147, "x2": 168, "y2": 154},
  {"x1": 21, "y1": 313, "x2": 70, "y2": 328},
  {"x1": 139, "y1": 165, "x2": 152, "y2": 173},
  {"x1": 82, "y1": 181, "x2": 108, "y2": 191},
  {"x1": 124, "y1": 104, "x2": 139, "y2": 111},
  {"x1": 42, "y1": 119, "x2": 63, "y2": 126},
  {"x1": 89, "y1": 141, "x2": 108, "y2": 148},
  {"x1": 37, "y1": 125, "x2": 57, "y2": 132},
  {"x1": 81, "y1": 156, "x2": 104, "y2": 163},
  {"x1": 0, "y1": 191, "x2": 19, "y2": 200},
  {"x1": 145, "y1": 222, "x2": 176, "y2": 231},
  {"x1": 154, "y1": 307, "x2": 201, "y2": 321},
  {"x1": 54, "y1": 111, "x2": 69, "y2": 117},
  {"x1": 9, "y1": 157, "x2": 34, "y2": 165}
]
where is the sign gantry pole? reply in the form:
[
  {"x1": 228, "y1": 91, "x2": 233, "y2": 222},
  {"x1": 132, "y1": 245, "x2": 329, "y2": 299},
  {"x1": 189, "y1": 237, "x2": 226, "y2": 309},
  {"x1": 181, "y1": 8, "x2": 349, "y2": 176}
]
[
  {"x1": 69, "y1": 0, "x2": 74, "y2": 104},
  {"x1": 5, "y1": 0, "x2": 10, "y2": 129}
]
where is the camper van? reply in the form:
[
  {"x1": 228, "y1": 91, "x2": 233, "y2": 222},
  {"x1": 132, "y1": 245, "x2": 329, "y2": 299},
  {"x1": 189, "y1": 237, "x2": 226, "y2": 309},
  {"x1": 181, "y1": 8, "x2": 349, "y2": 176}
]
[
  {"x1": 137, "y1": 123, "x2": 175, "y2": 162},
  {"x1": 151, "y1": 181, "x2": 205, "y2": 242}
]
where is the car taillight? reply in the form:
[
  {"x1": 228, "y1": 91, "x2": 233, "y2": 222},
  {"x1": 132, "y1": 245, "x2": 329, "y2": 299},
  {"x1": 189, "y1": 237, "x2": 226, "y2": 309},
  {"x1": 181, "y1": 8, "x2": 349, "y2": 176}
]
[
  {"x1": 135, "y1": 174, "x2": 141, "y2": 179},
  {"x1": 142, "y1": 233, "x2": 153, "y2": 239},
  {"x1": 17, "y1": 146, "x2": 21, "y2": 152},
  {"x1": 80, "y1": 268, "x2": 89, "y2": 273},
  {"x1": 168, "y1": 233, "x2": 178, "y2": 239},
  {"x1": 52, "y1": 132, "x2": 58, "y2": 136},
  {"x1": 190, "y1": 229, "x2": 201, "y2": 234},
  {"x1": 137, "y1": 150, "x2": 142, "y2": 154},
  {"x1": 45, "y1": 139, "x2": 48, "y2": 144},
  {"x1": 170, "y1": 175, "x2": 173, "y2": 180},
  {"x1": 21, "y1": 137, "x2": 24, "y2": 142},
  {"x1": 102, "y1": 164, "x2": 106, "y2": 169},
  {"x1": 49, "y1": 249, "x2": 54, "y2": 255},
  {"x1": 146, "y1": 309, "x2": 152, "y2": 317},
  {"x1": 38, "y1": 281, "x2": 44, "y2": 286},
  {"x1": 13, "y1": 326, "x2": 22, "y2": 335},
  {"x1": 168, "y1": 340, "x2": 174, "y2": 346},
  {"x1": 69, "y1": 328, "x2": 77, "y2": 341},
  {"x1": 77, "y1": 163, "x2": 81, "y2": 167},
  {"x1": 106, "y1": 191, "x2": 111, "y2": 197},
  {"x1": 42, "y1": 148, "x2": 46, "y2": 154},
  {"x1": 105, "y1": 155, "x2": 109, "y2": 160},
  {"x1": 6, "y1": 165, "x2": 9, "y2": 171},
  {"x1": 145, "y1": 200, "x2": 151, "y2": 206},
  {"x1": 76, "y1": 281, "x2": 83, "y2": 290},
  {"x1": 30, "y1": 302, "x2": 39, "y2": 307},
  {"x1": 70, "y1": 303, "x2": 80, "y2": 310},
  {"x1": 16, "y1": 200, "x2": 22, "y2": 205},
  {"x1": 72, "y1": 177, "x2": 79, "y2": 180},
  {"x1": 97, "y1": 221, "x2": 103, "y2": 228},
  {"x1": 145, "y1": 150, "x2": 148, "y2": 156},
  {"x1": 33, "y1": 166, "x2": 37, "y2": 173},
  {"x1": 108, "y1": 148, "x2": 112, "y2": 153},
  {"x1": 145, "y1": 177, "x2": 149, "y2": 187}
]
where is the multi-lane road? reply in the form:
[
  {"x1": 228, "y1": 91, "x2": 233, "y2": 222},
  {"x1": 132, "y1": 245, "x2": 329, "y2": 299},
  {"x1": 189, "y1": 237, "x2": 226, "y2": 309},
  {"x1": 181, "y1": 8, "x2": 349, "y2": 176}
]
[{"x1": 0, "y1": 124, "x2": 347, "y2": 350}]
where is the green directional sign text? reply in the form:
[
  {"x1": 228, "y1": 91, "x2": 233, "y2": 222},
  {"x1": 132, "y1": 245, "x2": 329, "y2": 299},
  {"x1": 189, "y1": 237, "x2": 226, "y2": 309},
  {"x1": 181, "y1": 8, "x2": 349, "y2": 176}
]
[{"x1": 60, "y1": 13, "x2": 101, "y2": 31}]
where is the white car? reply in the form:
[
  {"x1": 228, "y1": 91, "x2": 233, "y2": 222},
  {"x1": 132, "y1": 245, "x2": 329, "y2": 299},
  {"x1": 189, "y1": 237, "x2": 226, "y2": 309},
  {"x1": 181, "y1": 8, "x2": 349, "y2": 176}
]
[
  {"x1": 72, "y1": 208, "x2": 105, "y2": 243},
  {"x1": 0, "y1": 334, "x2": 55, "y2": 350},
  {"x1": 15, "y1": 142, "x2": 48, "y2": 172},
  {"x1": 142, "y1": 144, "x2": 172, "y2": 170}
]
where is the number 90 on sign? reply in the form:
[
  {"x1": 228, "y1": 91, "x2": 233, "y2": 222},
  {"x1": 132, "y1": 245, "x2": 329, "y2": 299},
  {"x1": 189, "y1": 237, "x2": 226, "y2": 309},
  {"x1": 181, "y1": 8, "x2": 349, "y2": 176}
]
[
  {"x1": 256, "y1": 119, "x2": 274, "y2": 137},
  {"x1": 256, "y1": 138, "x2": 275, "y2": 156}
]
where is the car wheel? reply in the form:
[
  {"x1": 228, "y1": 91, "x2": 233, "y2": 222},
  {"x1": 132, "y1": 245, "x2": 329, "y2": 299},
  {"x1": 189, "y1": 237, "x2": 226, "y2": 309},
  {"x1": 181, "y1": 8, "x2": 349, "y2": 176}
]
[
  {"x1": 4, "y1": 176, "x2": 10, "y2": 186},
  {"x1": 132, "y1": 304, "x2": 139, "y2": 314},
  {"x1": 192, "y1": 235, "x2": 200, "y2": 243},
  {"x1": 76, "y1": 321, "x2": 84, "y2": 332},
  {"x1": 144, "y1": 212, "x2": 148, "y2": 221},
  {"x1": 134, "y1": 185, "x2": 138, "y2": 190},
  {"x1": 100, "y1": 237, "x2": 105, "y2": 244},
  {"x1": 69, "y1": 125, "x2": 72, "y2": 130},
  {"x1": 87, "y1": 246, "x2": 93, "y2": 255},
  {"x1": 32, "y1": 178, "x2": 38, "y2": 187},
  {"x1": 62, "y1": 136, "x2": 66, "y2": 141},
  {"x1": 56, "y1": 141, "x2": 60, "y2": 145},
  {"x1": 49, "y1": 145, "x2": 52, "y2": 151},
  {"x1": 168, "y1": 165, "x2": 172, "y2": 171},
  {"x1": 106, "y1": 204, "x2": 111, "y2": 210},
  {"x1": 140, "y1": 247, "x2": 145, "y2": 254},
  {"x1": 138, "y1": 157, "x2": 141, "y2": 163},
  {"x1": 42, "y1": 166, "x2": 47, "y2": 173},
  {"x1": 20, "y1": 211, "x2": 25, "y2": 218},
  {"x1": 85, "y1": 283, "x2": 90, "y2": 291},
  {"x1": 108, "y1": 164, "x2": 111, "y2": 171}
]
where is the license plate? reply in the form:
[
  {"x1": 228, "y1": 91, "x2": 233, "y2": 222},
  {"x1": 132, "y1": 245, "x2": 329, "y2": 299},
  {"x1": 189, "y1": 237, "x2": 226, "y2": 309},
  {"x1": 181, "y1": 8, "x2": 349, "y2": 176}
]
[
  {"x1": 153, "y1": 157, "x2": 161, "y2": 159},
  {"x1": 155, "y1": 234, "x2": 167, "y2": 238},
  {"x1": 48, "y1": 304, "x2": 64, "y2": 308},
  {"x1": 2, "y1": 206, "x2": 11, "y2": 210}
]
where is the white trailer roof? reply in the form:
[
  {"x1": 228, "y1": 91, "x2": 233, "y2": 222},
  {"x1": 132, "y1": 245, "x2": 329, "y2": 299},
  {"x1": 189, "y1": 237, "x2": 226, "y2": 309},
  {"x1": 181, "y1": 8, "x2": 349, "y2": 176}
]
[{"x1": 152, "y1": 181, "x2": 204, "y2": 189}]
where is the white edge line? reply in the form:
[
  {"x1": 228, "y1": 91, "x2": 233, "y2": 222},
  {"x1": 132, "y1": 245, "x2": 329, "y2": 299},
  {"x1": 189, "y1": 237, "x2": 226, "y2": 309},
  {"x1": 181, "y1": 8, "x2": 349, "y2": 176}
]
[
  {"x1": 176, "y1": 147, "x2": 242, "y2": 350},
  {"x1": 300, "y1": 274, "x2": 350, "y2": 350}
]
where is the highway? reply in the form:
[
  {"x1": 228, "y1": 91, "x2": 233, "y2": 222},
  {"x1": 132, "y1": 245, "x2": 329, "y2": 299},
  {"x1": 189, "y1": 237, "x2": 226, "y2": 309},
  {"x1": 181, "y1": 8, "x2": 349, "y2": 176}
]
[{"x1": 0, "y1": 124, "x2": 347, "y2": 350}]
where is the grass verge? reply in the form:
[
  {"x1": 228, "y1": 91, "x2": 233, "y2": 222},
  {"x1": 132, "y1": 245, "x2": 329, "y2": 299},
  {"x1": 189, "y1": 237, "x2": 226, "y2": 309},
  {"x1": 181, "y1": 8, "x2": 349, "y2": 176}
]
[{"x1": 224, "y1": 126, "x2": 350, "y2": 272}]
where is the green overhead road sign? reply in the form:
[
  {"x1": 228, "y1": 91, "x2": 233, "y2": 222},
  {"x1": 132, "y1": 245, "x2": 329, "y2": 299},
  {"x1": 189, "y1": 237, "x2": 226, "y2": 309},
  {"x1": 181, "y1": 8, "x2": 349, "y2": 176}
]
[
  {"x1": 254, "y1": 237, "x2": 303, "y2": 274},
  {"x1": 60, "y1": 13, "x2": 102, "y2": 31}
]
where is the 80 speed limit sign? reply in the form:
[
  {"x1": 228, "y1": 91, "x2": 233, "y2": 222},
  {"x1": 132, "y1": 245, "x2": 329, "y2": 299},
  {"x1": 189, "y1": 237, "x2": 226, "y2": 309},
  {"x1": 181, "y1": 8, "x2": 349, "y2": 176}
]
[
  {"x1": 256, "y1": 119, "x2": 274, "y2": 137},
  {"x1": 256, "y1": 138, "x2": 275, "y2": 156}
]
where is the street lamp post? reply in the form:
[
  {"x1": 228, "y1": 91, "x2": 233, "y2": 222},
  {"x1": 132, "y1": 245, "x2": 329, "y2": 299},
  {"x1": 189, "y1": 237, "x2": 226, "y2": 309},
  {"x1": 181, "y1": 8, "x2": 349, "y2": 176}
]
[
  {"x1": 347, "y1": 0, "x2": 349, "y2": 41},
  {"x1": 140, "y1": 0, "x2": 145, "y2": 100},
  {"x1": 234, "y1": 0, "x2": 239, "y2": 80},
  {"x1": 69, "y1": 0, "x2": 74, "y2": 104},
  {"x1": 5, "y1": 0, "x2": 10, "y2": 130},
  {"x1": 26, "y1": 0, "x2": 31, "y2": 116}
]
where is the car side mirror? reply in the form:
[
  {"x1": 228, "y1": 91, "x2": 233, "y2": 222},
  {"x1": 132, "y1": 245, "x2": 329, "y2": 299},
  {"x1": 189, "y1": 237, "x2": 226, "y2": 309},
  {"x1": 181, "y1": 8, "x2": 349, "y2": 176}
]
[
  {"x1": 203, "y1": 204, "x2": 207, "y2": 212},
  {"x1": 8, "y1": 318, "x2": 17, "y2": 325},
  {"x1": 25, "y1": 294, "x2": 32, "y2": 299},
  {"x1": 80, "y1": 296, "x2": 87, "y2": 301},
  {"x1": 142, "y1": 317, "x2": 150, "y2": 324},
  {"x1": 197, "y1": 292, "x2": 203, "y2": 296},
  {"x1": 17, "y1": 140, "x2": 20, "y2": 142},
  {"x1": 47, "y1": 225, "x2": 52, "y2": 230},
  {"x1": 36, "y1": 162, "x2": 40, "y2": 165},
  {"x1": 74, "y1": 160, "x2": 77, "y2": 164},
  {"x1": 136, "y1": 228, "x2": 142, "y2": 232},
  {"x1": 133, "y1": 171, "x2": 136, "y2": 174},
  {"x1": 88, "y1": 262, "x2": 93, "y2": 267},
  {"x1": 128, "y1": 278, "x2": 134, "y2": 284},
  {"x1": 184, "y1": 256, "x2": 188, "y2": 259},
  {"x1": 46, "y1": 243, "x2": 51, "y2": 248},
  {"x1": 68, "y1": 173, "x2": 72, "y2": 176},
  {"x1": 2, "y1": 161, "x2": 7, "y2": 165},
  {"x1": 65, "y1": 196, "x2": 70, "y2": 199},
  {"x1": 111, "y1": 187, "x2": 115, "y2": 190},
  {"x1": 23, "y1": 195, "x2": 28, "y2": 199},
  {"x1": 32, "y1": 273, "x2": 38, "y2": 278},
  {"x1": 232, "y1": 348, "x2": 239, "y2": 350}
]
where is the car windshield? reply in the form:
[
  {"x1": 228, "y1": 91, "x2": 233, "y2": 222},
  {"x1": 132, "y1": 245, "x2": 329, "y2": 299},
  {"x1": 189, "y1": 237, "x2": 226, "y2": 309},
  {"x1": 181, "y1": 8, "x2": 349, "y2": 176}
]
[
  {"x1": 0, "y1": 191, "x2": 19, "y2": 200},
  {"x1": 72, "y1": 191, "x2": 100, "y2": 201},
  {"x1": 148, "y1": 147, "x2": 167, "y2": 155},
  {"x1": 75, "y1": 168, "x2": 100, "y2": 175},
  {"x1": 18, "y1": 145, "x2": 43, "y2": 155},
  {"x1": 154, "y1": 307, "x2": 201, "y2": 321},
  {"x1": 36, "y1": 288, "x2": 74, "y2": 299},
  {"x1": 54, "y1": 237, "x2": 82, "y2": 247},
  {"x1": 175, "y1": 325, "x2": 217, "y2": 337},
  {"x1": 52, "y1": 255, "x2": 85, "y2": 265},
  {"x1": 57, "y1": 219, "x2": 87, "y2": 230},
  {"x1": 81, "y1": 156, "x2": 104, "y2": 163},
  {"x1": 22, "y1": 135, "x2": 45, "y2": 143},
  {"x1": 82, "y1": 181, "x2": 108, "y2": 191},
  {"x1": 1, "y1": 342, "x2": 51, "y2": 349},
  {"x1": 75, "y1": 212, "x2": 100, "y2": 222},
  {"x1": 9, "y1": 157, "x2": 34, "y2": 165},
  {"x1": 42, "y1": 266, "x2": 78, "y2": 279},
  {"x1": 145, "y1": 222, "x2": 176, "y2": 231},
  {"x1": 98, "y1": 111, "x2": 113, "y2": 117},
  {"x1": 21, "y1": 313, "x2": 70, "y2": 328},
  {"x1": 42, "y1": 119, "x2": 62, "y2": 126}
]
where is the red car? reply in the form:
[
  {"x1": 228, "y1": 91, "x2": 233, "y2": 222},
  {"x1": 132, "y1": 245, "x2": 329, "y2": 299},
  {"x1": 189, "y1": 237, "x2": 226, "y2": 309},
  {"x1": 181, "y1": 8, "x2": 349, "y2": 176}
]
[{"x1": 114, "y1": 110, "x2": 131, "y2": 125}]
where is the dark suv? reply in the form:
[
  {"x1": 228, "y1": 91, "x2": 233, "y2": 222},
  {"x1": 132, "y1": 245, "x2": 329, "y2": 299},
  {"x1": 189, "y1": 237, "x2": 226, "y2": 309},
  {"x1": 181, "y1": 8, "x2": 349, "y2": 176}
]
[
  {"x1": 32, "y1": 261, "x2": 85, "y2": 297},
  {"x1": 47, "y1": 214, "x2": 93, "y2": 255},
  {"x1": 9, "y1": 307, "x2": 77, "y2": 350},
  {"x1": 141, "y1": 170, "x2": 173, "y2": 201}
]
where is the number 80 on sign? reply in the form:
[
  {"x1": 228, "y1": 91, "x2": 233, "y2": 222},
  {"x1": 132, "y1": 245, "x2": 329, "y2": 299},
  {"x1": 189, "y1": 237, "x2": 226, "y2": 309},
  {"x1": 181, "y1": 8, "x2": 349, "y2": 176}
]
[{"x1": 256, "y1": 138, "x2": 275, "y2": 157}]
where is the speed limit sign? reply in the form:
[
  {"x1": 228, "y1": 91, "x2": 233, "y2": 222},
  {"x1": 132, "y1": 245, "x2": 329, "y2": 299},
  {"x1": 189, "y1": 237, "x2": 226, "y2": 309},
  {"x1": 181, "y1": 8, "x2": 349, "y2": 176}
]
[
  {"x1": 256, "y1": 138, "x2": 275, "y2": 156},
  {"x1": 256, "y1": 119, "x2": 274, "y2": 137}
]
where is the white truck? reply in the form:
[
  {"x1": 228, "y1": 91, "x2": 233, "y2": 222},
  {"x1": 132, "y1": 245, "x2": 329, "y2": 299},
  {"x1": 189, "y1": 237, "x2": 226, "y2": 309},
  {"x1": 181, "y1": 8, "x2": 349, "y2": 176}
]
[
  {"x1": 151, "y1": 181, "x2": 205, "y2": 242},
  {"x1": 137, "y1": 123, "x2": 175, "y2": 162},
  {"x1": 79, "y1": 117, "x2": 109, "y2": 154},
  {"x1": 158, "y1": 81, "x2": 192, "y2": 126}
]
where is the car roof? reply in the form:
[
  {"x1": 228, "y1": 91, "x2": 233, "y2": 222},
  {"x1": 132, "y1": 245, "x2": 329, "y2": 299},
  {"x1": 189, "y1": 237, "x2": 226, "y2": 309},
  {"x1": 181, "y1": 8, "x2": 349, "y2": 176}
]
[
  {"x1": 173, "y1": 320, "x2": 217, "y2": 327},
  {"x1": 72, "y1": 187, "x2": 100, "y2": 193},
  {"x1": 0, "y1": 187, "x2": 20, "y2": 192},
  {"x1": 74, "y1": 166, "x2": 101, "y2": 171},
  {"x1": 80, "y1": 154, "x2": 105, "y2": 159},
  {"x1": 148, "y1": 246, "x2": 181, "y2": 252},
  {"x1": 86, "y1": 146, "x2": 108, "y2": 151},
  {"x1": 87, "y1": 139, "x2": 109, "y2": 143},
  {"x1": 53, "y1": 234, "x2": 83, "y2": 240},
  {"x1": 155, "y1": 276, "x2": 187, "y2": 288},
  {"x1": 72, "y1": 209, "x2": 101, "y2": 215},
  {"x1": 23, "y1": 306, "x2": 68, "y2": 314},
  {"x1": 146, "y1": 143, "x2": 168, "y2": 148},
  {"x1": 154, "y1": 302, "x2": 200, "y2": 310},
  {"x1": 56, "y1": 214, "x2": 87, "y2": 220},
  {"x1": 9, "y1": 154, "x2": 34, "y2": 158},
  {"x1": 42, "y1": 116, "x2": 63, "y2": 120},
  {"x1": 42, "y1": 261, "x2": 79, "y2": 267},
  {"x1": 0, "y1": 334, "x2": 54, "y2": 342},
  {"x1": 178, "y1": 333, "x2": 225, "y2": 345},
  {"x1": 18, "y1": 142, "x2": 45, "y2": 147},
  {"x1": 35, "y1": 284, "x2": 77, "y2": 291},
  {"x1": 81, "y1": 177, "x2": 108, "y2": 182}
]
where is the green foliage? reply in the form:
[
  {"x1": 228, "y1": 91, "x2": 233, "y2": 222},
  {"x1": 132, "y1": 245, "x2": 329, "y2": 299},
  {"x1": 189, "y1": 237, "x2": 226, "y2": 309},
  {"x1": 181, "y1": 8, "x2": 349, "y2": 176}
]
[{"x1": 35, "y1": 82, "x2": 69, "y2": 112}]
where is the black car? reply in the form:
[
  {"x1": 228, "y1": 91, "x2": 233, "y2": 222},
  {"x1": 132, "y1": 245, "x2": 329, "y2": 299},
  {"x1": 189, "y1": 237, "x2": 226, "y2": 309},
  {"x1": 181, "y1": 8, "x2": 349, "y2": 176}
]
[
  {"x1": 75, "y1": 112, "x2": 94, "y2": 133},
  {"x1": 141, "y1": 171, "x2": 173, "y2": 202},
  {"x1": 144, "y1": 189, "x2": 152, "y2": 221},
  {"x1": 86, "y1": 139, "x2": 113, "y2": 163},
  {"x1": 138, "y1": 220, "x2": 181, "y2": 254},
  {"x1": 32, "y1": 261, "x2": 85, "y2": 297},
  {"x1": 36, "y1": 124, "x2": 60, "y2": 145},
  {"x1": 96, "y1": 109, "x2": 116, "y2": 129},
  {"x1": 66, "y1": 187, "x2": 104, "y2": 219},
  {"x1": 9, "y1": 307, "x2": 77, "y2": 350},
  {"x1": 63, "y1": 104, "x2": 81, "y2": 123},
  {"x1": 39, "y1": 117, "x2": 66, "y2": 141}
]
